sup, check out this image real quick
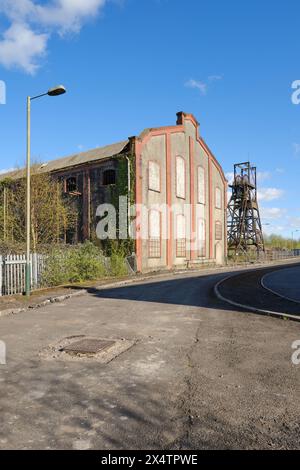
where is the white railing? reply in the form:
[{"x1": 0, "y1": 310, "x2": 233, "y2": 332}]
[{"x1": 0, "y1": 254, "x2": 46, "y2": 296}]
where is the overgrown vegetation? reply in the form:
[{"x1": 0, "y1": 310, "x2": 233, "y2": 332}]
[
  {"x1": 108, "y1": 155, "x2": 135, "y2": 256},
  {"x1": 0, "y1": 166, "x2": 77, "y2": 250},
  {"x1": 42, "y1": 242, "x2": 128, "y2": 287}
]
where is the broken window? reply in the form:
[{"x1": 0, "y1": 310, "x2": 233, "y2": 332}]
[
  {"x1": 103, "y1": 169, "x2": 116, "y2": 186},
  {"x1": 66, "y1": 176, "x2": 78, "y2": 193}
]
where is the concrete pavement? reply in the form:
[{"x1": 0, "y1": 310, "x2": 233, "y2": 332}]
[{"x1": 0, "y1": 268, "x2": 300, "y2": 449}]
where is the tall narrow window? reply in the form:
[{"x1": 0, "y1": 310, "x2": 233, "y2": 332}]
[
  {"x1": 215, "y1": 221, "x2": 222, "y2": 240},
  {"x1": 198, "y1": 218, "x2": 206, "y2": 258},
  {"x1": 148, "y1": 210, "x2": 161, "y2": 258},
  {"x1": 197, "y1": 166, "x2": 205, "y2": 204},
  {"x1": 176, "y1": 156, "x2": 186, "y2": 199},
  {"x1": 103, "y1": 169, "x2": 116, "y2": 186},
  {"x1": 176, "y1": 214, "x2": 186, "y2": 258},
  {"x1": 148, "y1": 161, "x2": 161, "y2": 192},
  {"x1": 215, "y1": 187, "x2": 222, "y2": 209}
]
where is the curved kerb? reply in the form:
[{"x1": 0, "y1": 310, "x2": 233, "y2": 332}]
[{"x1": 214, "y1": 272, "x2": 300, "y2": 323}]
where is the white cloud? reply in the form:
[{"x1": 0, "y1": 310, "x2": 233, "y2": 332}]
[
  {"x1": 288, "y1": 216, "x2": 300, "y2": 230},
  {"x1": 293, "y1": 143, "x2": 300, "y2": 155},
  {"x1": 35, "y1": 0, "x2": 107, "y2": 34},
  {"x1": 225, "y1": 172, "x2": 234, "y2": 184},
  {"x1": 185, "y1": 79, "x2": 207, "y2": 95},
  {"x1": 208, "y1": 75, "x2": 223, "y2": 82},
  {"x1": 226, "y1": 170, "x2": 271, "y2": 185},
  {"x1": 257, "y1": 171, "x2": 271, "y2": 182},
  {"x1": 0, "y1": 0, "x2": 108, "y2": 73},
  {"x1": 0, "y1": 167, "x2": 17, "y2": 175},
  {"x1": 260, "y1": 207, "x2": 287, "y2": 220},
  {"x1": 0, "y1": 22, "x2": 48, "y2": 74},
  {"x1": 257, "y1": 187, "x2": 284, "y2": 202},
  {"x1": 185, "y1": 75, "x2": 223, "y2": 95}
]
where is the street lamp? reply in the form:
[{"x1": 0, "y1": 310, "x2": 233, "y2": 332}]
[{"x1": 26, "y1": 85, "x2": 66, "y2": 296}]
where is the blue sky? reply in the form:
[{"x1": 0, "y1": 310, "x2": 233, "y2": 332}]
[{"x1": 0, "y1": 0, "x2": 300, "y2": 237}]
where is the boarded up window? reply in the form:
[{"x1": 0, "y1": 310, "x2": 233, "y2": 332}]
[
  {"x1": 215, "y1": 187, "x2": 222, "y2": 209},
  {"x1": 176, "y1": 156, "x2": 186, "y2": 199},
  {"x1": 148, "y1": 210, "x2": 161, "y2": 258},
  {"x1": 148, "y1": 161, "x2": 160, "y2": 192},
  {"x1": 198, "y1": 218, "x2": 206, "y2": 257},
  {"x1": 176, "y1": 214, "x2": 186, "y2": 258},
  {"x1": 215, "y1": 221, "x2": 222, "y2": 240},
  {"x1": 197, "y1": 166, "x2": 205, "y2": 204}
]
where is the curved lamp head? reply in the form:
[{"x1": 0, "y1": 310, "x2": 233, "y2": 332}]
[{"x1": 47, "y1": 85, "x2": 66, "y2": 97}]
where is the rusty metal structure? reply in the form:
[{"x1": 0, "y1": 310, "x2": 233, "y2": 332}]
[{"x1": 227, "y1": 162, "x2": 265, "y2": 254}]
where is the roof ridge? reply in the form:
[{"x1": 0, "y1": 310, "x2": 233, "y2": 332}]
[{"x1": 0, "y1": 139, "x2": 130, "y2": 180}]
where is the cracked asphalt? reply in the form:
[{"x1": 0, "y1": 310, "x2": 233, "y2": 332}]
[{"x1": 1, "y1": 265, "x2": 300, "y2": 450}]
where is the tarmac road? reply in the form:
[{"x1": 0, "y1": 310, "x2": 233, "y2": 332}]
[
  {"x1": 262, "y1": 265, "x2": 300, "y2": 303},
  {"x1": 0, "y1": 265, "x2": 300, "y2": 450}
]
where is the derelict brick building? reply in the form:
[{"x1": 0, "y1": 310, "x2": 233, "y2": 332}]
[{"x1": 2, "y1": 112, "x2": 227, "y2": 272}]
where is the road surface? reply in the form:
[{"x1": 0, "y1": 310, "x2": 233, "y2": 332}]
[
  {"x1": 0, "y1": 266, "x2": 300, "y2": 450},
  {"x1": 262, "y1": 265, "x2": 300, "y2": 303}
]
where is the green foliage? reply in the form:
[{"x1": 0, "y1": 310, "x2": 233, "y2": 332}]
[
  {"x1": 42, "y1": 241, "x2": 129, "y2": 287},
  {"x1": 0, "y1": 166, "x2": 77, "y2": 250},
  {"x1": 264, "y1": 233, "x2": 300, "y2": 250},
  {"x1": 109, "y1": 242, "x2": 129, "y2": 277},
  {"x1": 42, "y1": 242, "x2": 107, "y2": 286},
  {"x1": 108, "y1": 155, "x2": 135, "y2": 256}
]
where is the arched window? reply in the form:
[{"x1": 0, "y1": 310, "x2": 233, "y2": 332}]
[
  {"x1": 148, "y1": 210, "x2": 161, "y2": 258},
  {"x1": 103, "y1": 169, "x2": 116, "y2": 186},
  {"x1": 176, "y1": 156, "x2": 186, "y2": 199},
  {"x1": 215, "y1": 187, "x2": 222, "y2": 209},
  {"x1": 198, "y1": 218, "x2": 206, "y2": 258},
  {"x1": 148, "y1": 161, "x2": 161, "y2": 192},
  {"x1": 176, "y1": 214, "x2": 186, "y2": 258},
  {"x1": 215, "y1": 221, "x2": 222, "y2": 240},
  {"x1": 197, "y1": 166, "x2": 205, "y2": 204}
]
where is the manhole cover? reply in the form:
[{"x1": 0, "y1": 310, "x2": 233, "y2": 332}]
[
  {"x1": 40, "y1": 336, "x2": 136, "y2": 363},
  {"x1": 62, "y1": 339, "x2": 115, "y2": 356}
]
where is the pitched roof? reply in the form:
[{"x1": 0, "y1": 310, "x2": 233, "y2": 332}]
[{"x1": 0, "y1": 140, "x2": 129, "y2": 181}]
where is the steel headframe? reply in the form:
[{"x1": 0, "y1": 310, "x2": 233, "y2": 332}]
[{"x1": 227, "y1": 161, "x2": 265, "y2": 255}]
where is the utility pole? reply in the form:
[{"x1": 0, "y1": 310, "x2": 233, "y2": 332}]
[{"x1": 25, "y1": 85, "x2": 66, "y2": 296}]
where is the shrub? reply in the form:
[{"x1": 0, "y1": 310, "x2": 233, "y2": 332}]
[
  {"x1": 110, "y1": 251, "x2": 128, "y2": 277},
  {"x1": 42, "y1": 242, "x2": 107, "y2": 286}
]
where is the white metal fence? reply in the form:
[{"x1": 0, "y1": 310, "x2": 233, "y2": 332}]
[{"x1": 0, "y1": 254, "x2": 46, "y2": 296}]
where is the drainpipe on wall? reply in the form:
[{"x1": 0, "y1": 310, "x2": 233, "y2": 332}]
[{"x1": 125, "y1": 156, "x2": 131, "y2": 238}]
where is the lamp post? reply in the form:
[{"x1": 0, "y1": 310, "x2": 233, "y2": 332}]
[{"x1": 26, "y1": 85, "x2": 66, "y2": 297}]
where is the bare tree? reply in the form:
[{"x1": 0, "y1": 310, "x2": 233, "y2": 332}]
[{"x1": 0, "y1": 166, "x2": 77, "y2": 251}]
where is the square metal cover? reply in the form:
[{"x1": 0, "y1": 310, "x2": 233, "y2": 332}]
[{"x1": 62, "y1": 339, "x2": 115, "y2": 355}]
